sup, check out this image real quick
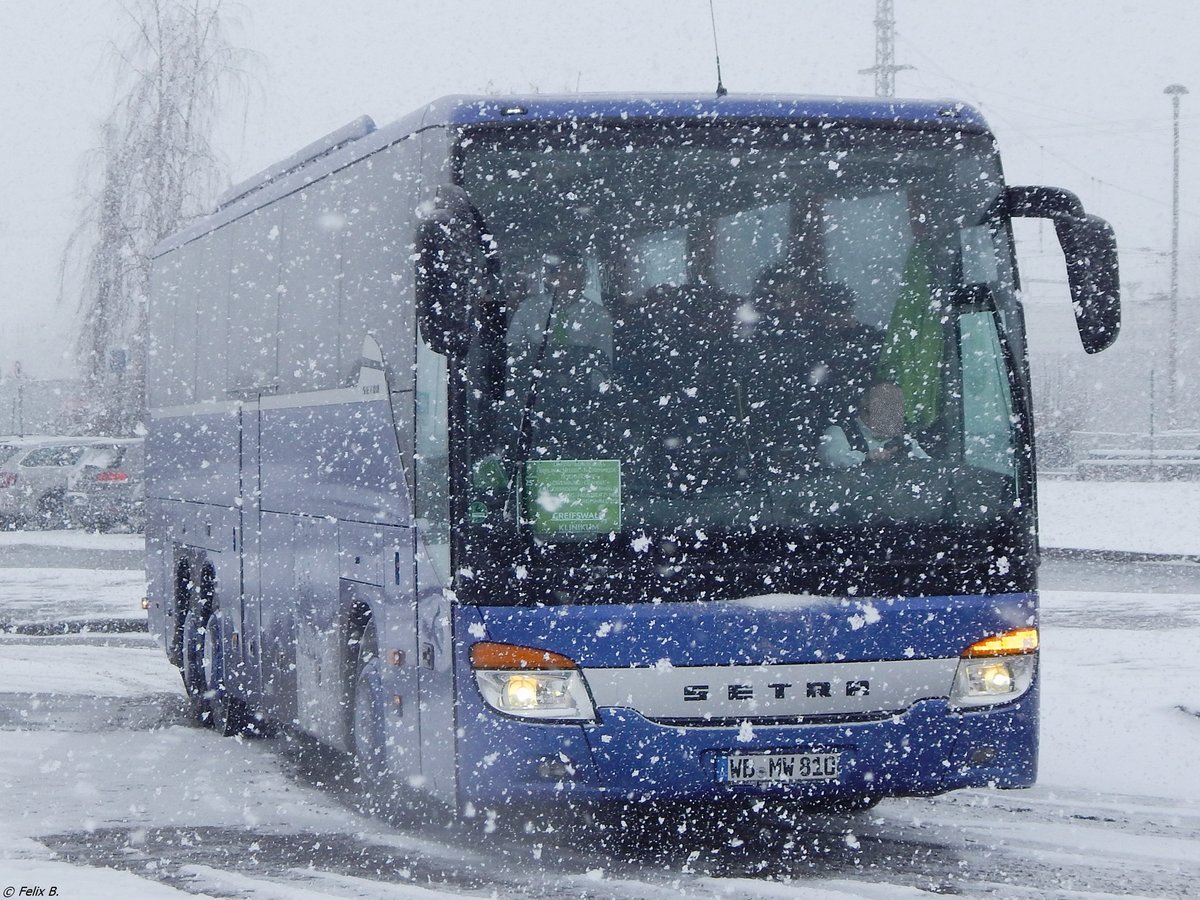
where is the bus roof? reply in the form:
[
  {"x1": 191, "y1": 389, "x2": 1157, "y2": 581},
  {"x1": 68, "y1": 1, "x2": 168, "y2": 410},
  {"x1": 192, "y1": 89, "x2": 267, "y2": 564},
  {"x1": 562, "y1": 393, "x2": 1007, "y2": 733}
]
[
  {"x1": 154, "y1": 93, "x2": 989, "y2": 257},
  {"x1": 418, "y1": 93, "x2": 988, "y2": 131}
]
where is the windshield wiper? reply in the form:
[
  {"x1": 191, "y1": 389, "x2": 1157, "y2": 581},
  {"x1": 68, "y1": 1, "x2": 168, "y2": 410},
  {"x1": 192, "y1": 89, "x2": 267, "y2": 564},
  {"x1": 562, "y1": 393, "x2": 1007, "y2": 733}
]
[{"x1": 511, "y1": 285, "x2": 563, "y2": 468}]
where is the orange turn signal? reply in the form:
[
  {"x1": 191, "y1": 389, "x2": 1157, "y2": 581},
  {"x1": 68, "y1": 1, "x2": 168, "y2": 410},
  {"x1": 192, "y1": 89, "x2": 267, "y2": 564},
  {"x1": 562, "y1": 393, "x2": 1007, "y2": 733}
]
[
  {"x1": 470, "y1": 641, "x2": 578, "y2": 670},
  {"x1": 962, "y1": 627, "x2": 1039, "y2": 658}
]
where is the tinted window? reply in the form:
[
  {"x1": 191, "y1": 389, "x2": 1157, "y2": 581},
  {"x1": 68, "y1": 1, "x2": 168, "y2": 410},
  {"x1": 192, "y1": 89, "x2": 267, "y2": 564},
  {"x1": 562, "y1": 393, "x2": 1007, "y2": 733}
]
[
  {"x1": 168, "y1": 241, "x2": 202, "y2": 404},
  {"x1": 631, "y1": 229, "x2": 687, "y2": 290},
  {"x1": 278, "y1": 182, "x2": 345, "y2": 393},
  {"x1": 453, "y1": 121, "x2": 1027, "y2": 600},
  {"x1": 227, "y1": 205, "x2": 283, "y2": 392},
  {"x1": 20, "y1": 445, "x2": 88, "y2": 467},
  {"x1": 715, "y1": 202, "x2": 788, "y2": 295},
  {"x1": 195, "y1": 228, "x2": 232, "y2": 402},
  {"x1": 338, "y1": 140, "x2": 419, "y2": 388}
]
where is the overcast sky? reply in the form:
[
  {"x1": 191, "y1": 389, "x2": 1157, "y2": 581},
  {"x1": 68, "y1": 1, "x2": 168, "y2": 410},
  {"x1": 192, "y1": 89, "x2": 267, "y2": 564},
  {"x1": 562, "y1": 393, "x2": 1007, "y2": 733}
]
[{"x1": 1, "y1": 0, "x2": 1197, "y2": 379}]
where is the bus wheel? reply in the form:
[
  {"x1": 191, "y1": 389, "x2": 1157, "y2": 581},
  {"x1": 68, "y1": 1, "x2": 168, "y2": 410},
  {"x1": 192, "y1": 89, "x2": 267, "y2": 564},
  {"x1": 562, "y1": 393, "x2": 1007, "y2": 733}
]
[
  {"x1": 180, "y1": 607, "x2": 211, "y2": 727},
  {"x1": 350, "y1": 623, "x2": 389, "y2": 808},
  {"x1": 202, "y1": 606, "x2": 248, "y2": 737}
]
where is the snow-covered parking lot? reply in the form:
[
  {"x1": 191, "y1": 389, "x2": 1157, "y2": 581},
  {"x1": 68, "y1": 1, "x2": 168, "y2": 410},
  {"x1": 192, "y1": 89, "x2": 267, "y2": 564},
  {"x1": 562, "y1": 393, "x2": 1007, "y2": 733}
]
[{"x1": 0, "y1": 480, "x2": 1198, "y2": 898}]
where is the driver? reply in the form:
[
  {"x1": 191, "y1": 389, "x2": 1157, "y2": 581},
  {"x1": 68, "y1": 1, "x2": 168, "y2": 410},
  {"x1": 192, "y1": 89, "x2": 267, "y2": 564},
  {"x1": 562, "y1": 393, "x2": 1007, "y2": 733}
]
[
  {"x1": 506, "y1": 247, "x2": 612, "y2": 366},
  {"x1": 818, "y1": 381, "x2": 929, "y2": 468}
]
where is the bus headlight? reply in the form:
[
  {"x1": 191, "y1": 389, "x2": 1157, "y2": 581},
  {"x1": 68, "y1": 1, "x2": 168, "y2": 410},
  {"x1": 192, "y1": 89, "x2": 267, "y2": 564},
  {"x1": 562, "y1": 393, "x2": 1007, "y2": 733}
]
[
  {"x1": 470, "y1": 641, "x2": 597, "y2": 721},
  {"x1": 949, "y1": 627, "x2": 1038, "y2": 709}
]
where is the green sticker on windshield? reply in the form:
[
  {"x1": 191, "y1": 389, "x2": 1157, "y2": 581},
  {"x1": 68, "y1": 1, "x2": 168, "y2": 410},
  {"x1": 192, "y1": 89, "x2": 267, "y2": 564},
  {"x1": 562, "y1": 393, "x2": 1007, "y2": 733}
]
[{"x1": 525, "y1": 460, "x2": 622, "y2": 535}]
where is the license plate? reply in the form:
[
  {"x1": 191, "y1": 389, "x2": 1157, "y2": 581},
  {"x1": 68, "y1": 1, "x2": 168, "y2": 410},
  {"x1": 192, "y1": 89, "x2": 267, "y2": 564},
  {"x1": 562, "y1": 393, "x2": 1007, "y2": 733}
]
[{"x1": 718, "y1": 752, "x2": 841, "y2": 784}]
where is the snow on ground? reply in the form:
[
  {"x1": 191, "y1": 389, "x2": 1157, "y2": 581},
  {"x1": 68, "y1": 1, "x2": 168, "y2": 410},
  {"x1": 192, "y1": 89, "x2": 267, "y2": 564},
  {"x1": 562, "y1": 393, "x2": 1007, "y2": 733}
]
[
  {"x1": 0, "y1": 720, "x2": 366, "y2": 844},
  {"x1": 0, "y1": 639, "x2": 172, "y2": 696},
  {"x1": 0, "y1": 530, "x2": 143, "y2": 552},
  {"x1": 2, "y1": 855, "x2": 206, "y2": 898},
  {"x1": 0, "y1": 641, "x2": 372, "y2": 896},
  {"x1": 0, "y1": 567, "x2": 146, "y2": 625},
  {"x1": 1038, "y1": 589, "x2": 1200, "y2": 802},
  {"x1": 1037, "y1": 479, "x2": 1200, "y2": 556}
]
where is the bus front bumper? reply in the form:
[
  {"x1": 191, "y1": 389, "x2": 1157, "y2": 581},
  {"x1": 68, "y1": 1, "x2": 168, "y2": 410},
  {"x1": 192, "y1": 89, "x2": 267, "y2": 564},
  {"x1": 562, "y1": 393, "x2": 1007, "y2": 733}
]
[{"x1": 456, "y1": 690, "x2": 1037, "y2": 809}]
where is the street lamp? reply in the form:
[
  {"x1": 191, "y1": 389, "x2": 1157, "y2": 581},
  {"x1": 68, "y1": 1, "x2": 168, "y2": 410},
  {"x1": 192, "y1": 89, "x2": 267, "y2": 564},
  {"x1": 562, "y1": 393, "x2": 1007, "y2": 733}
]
[{"x1": 1164, "y1": 83, "x2": 1188, "y2": 429}]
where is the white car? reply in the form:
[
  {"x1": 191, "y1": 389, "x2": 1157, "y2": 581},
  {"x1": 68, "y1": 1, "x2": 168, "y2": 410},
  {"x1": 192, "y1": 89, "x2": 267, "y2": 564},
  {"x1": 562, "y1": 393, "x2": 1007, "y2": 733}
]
[
  {"x1": 0, "y1": 436, "x2": 135, "y2": 529},
  {"x1": 66, "y1": 439, "x2": 145, "y2": 531}
]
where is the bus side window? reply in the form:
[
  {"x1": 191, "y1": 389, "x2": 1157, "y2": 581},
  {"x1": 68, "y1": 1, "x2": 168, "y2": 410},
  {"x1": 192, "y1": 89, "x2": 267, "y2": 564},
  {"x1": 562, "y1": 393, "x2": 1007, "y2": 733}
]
[
  {"x1": 147, "y1": 254, "x2": 182, "y2": 410},
  {"x1": 959, "y1": 311, "x2": 1017, "y2": 478},
  {"x1": 821, "y1": 192, "x2": 911, "y2": 332},
  {"x1": 195, "y1": 228, "x2": 231, "y2": 402},
  {"x1": 278, "y1": 183, "x2": 344, "y2": 394},
  {"x1": 713, "y1": 202, "x2": 789, "y2": 296},
  {"x1": 630, "y1": 229, "x2": 687, "y2": 292},
  {"x1": 227, "y1": 205, "x2": 283, "y2": 393}
]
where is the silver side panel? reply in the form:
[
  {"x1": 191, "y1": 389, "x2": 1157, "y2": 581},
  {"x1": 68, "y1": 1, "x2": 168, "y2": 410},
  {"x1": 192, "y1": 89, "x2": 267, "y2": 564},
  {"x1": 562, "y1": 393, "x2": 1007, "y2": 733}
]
[{"x1": 582, "y1": 658, "x2": 959, "y2": 721}]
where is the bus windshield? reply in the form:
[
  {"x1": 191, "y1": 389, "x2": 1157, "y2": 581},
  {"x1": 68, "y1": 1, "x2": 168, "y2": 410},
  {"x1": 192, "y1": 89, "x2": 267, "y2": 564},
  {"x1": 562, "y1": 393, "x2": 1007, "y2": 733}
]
[{"x1": 453, "y1": 120, "x2": 1030, "y2": 602}]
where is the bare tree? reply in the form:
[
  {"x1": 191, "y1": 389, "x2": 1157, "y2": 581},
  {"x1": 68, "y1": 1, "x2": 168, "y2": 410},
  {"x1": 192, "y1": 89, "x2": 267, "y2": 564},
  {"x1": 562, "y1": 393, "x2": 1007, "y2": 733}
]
[{"x1": 62, "y1": 0, "x2": 248, "y2": 434}]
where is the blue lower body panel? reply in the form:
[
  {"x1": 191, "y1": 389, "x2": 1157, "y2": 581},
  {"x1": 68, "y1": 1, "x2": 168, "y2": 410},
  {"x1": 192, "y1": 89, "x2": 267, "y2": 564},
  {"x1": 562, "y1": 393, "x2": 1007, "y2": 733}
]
[
  {"x1": 457, "y1": 689, "x2": 1036, "y2": 809},
  {"x1": 453, "y1": 595, "x2": 1038, "y2": 810}
]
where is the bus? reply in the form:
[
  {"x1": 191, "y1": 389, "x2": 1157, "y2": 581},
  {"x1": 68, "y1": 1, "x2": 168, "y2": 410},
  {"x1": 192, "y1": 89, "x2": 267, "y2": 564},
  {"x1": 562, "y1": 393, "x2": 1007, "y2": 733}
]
[{"x1": 145, "y1": 94, "x2": 1119, "y2": 819}]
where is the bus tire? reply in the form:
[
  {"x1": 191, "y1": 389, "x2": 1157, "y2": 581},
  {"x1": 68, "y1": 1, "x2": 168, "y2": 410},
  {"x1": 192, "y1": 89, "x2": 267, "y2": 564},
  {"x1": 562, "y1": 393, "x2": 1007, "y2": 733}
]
[
  {"x1": 202, "y1": 606, "x2": 248, "y2": 737},
  {"x1": 181, "y1": 607, "x2": 211, "y2": 727}
]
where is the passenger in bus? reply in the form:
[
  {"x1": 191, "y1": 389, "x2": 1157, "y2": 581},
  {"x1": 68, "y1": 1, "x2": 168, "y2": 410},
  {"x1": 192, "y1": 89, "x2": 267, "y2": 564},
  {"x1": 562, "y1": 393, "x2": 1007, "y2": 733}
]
[
  {"x1": 734, "y1": 269, "x2": 882, "y2": 469},
  {"x1": 876, "y1": 189, "x2": 945, "y2": 431},
  {"x1": 818, "y1": 381, "x2": 930, "y2": 468},
  {"x1": 746, "y1": 269, "x2": 881, "y2": 372},
  {"x1": 819, "y1": 281, "x2": 885, "y2": 400},
  {"x1": 500, "y1": 267, "x2": 536, "y2": 321},
  {"x1": 504, "y1": 248, "x2": 614, "y2": 457},
  {"x1": 505, "y1": 247, "x2": 612, "y2": 366},
  {"x1": 745, "y1": 264, "x2": 824, "y2": 339}
]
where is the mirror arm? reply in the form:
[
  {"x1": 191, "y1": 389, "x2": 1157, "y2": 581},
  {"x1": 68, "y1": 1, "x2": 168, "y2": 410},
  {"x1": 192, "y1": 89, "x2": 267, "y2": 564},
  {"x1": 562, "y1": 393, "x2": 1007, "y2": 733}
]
[{"x1": 1005, "y1": 186, "x2": 1085, "y2": 222}]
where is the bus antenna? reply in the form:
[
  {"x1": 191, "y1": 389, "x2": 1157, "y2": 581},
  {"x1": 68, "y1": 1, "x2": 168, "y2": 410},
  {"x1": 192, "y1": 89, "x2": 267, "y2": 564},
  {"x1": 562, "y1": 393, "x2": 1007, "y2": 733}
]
[{"x1": 708, "y1": 0, "x2": 728, "y2": 97}]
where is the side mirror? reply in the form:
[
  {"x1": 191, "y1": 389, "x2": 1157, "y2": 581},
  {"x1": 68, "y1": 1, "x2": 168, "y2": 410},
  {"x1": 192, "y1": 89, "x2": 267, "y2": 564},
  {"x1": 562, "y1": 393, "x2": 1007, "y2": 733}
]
[
  {"x1": 1005, "y1": 186, "x2": 1121, "y2": 354},
  {"x1": 1055, "y1": 213, "x2": 1120, "y2": 354},
  {"x1": 1004, "y1": 185, "x2": 1083, "y2": 220},
  {"x1": 415, "y1": 185, "x2": 489, "y2": 357}
]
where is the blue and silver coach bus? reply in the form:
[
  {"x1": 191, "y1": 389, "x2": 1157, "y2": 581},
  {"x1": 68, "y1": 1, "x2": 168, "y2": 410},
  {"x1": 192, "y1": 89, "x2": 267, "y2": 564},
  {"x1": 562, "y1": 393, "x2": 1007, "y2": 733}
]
[{"x1": 145, "y1": 94, "x2": 1119, "y2": 817}]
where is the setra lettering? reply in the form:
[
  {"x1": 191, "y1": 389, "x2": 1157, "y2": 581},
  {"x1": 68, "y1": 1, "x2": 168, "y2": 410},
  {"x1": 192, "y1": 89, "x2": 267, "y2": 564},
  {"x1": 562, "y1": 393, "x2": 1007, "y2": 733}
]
[
  {"x1": 846, "y1": 679, "x2": 871, "y2": 697},
  {"x1": 727, "y1": 684, "x2": 754, "y2": 701}
]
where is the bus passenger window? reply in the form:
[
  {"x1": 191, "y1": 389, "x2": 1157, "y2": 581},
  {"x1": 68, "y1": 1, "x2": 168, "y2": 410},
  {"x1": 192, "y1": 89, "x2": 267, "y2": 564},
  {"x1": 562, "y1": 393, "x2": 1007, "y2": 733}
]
[
  {"x1": 630, "y1": 229, "x2": 687, "y2": 292},
  {"x1": 714, "y1": 202, "x2": 789, "y2": 296}
]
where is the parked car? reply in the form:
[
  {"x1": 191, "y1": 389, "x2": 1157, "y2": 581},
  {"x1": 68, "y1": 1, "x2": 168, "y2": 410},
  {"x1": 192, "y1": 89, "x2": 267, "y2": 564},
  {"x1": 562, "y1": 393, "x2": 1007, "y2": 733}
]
[
  {"x1": 0, "y1": 435, "x2": 54, "y2": 467},
  {"x1": 66, "y1": 439, "x2": 145, "y2": 531},
  {"x1": 0, "y1": 436, "x2": 136, "y2": 529}
]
